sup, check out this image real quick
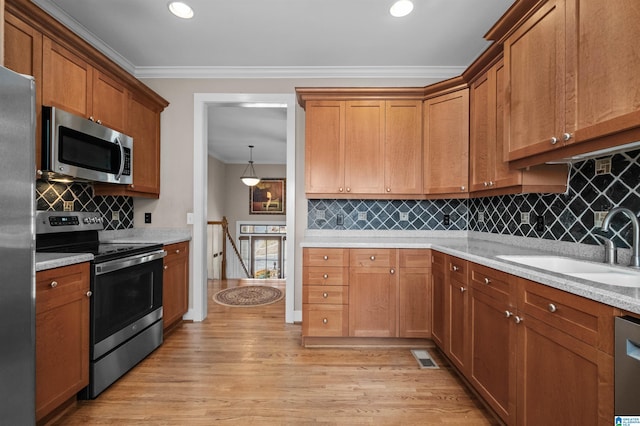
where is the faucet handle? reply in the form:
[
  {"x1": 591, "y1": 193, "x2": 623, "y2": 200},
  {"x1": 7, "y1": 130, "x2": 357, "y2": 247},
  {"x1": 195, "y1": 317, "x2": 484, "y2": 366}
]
[{"x1": 594, "y1": 234, "x2": 617, "y2": 265}]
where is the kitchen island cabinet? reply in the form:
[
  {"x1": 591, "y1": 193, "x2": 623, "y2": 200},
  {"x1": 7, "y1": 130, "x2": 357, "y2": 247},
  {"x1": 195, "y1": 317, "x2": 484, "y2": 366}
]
[
  {"x1": 162, "y1": 241, "x2": 189, "y2": 333},
  {"x1": 35, "y1": 262, "x2": 90, "y2": 422}
]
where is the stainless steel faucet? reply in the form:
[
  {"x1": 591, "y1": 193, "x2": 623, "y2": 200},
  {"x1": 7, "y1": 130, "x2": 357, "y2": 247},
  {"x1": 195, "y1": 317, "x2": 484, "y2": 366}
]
[{"x1": 600, "y1": 207, "x2": 640, "y2": 268}]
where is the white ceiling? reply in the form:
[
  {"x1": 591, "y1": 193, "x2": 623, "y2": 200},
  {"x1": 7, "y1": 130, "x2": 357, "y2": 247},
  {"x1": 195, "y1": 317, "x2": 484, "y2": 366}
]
[{"x1": 33, "y1": 0, "x2": 515, "y2": 164}]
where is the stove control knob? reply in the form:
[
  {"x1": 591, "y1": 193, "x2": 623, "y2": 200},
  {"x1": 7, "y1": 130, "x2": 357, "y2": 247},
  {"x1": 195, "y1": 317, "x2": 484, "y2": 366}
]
[{"x1": 83, "y1": 217, "x2": 91, "y2": 224}]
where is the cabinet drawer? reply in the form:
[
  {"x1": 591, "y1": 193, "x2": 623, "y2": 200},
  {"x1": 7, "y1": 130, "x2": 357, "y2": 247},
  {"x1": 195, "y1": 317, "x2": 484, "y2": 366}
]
[
  {"x1": 304, "y1": 248, "x2": 349, "y2": 267},
  {"x1": 303, "y1": 304, "x2": 349, "y2": 336},
  {"x1": 399, "y1": 249, "x2": 431, "y2": 268},
  {"x1": 303, "y1": 266, "x2": 348, "y2": 286},
  {"x1": 448, "y1": 256, "x2": 467, "y2": 280},
  {"x1": 36, "y1": 263, "x2": 90, "y2": 314},
  {"x1": 518, "y1": 278, "x2": 616, "y2": 352},
  {"x1": 164, "y1": 241, "x2": 188, "y2": 262},
  {"x1": 470, "y1": 263, "x2": 512, "y2": 303},
  {"x1": 303, "y1": 286, "x2": 348, "y2": 305},
  {"x1": 350, "y1": 248, "x2": 395, "y2": 268}
]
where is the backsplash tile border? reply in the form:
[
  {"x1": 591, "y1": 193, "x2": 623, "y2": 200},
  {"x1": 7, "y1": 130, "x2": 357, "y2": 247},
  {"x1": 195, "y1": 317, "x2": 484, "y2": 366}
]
[{"x1": 308, "y1": 149, "x2": 640, "y2": 249}]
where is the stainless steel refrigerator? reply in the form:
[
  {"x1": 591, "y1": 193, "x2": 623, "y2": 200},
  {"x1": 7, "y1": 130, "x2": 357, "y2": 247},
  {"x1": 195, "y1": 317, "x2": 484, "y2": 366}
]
[{"x1": 0, "y1": 66, "x2": 36, "y2": 424}]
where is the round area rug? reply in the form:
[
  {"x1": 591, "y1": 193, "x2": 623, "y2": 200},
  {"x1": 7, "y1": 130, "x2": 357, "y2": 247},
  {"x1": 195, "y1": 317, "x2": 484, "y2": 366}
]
[{"x1": 213, "y1": 286, "x2": 284, "y2": 307}]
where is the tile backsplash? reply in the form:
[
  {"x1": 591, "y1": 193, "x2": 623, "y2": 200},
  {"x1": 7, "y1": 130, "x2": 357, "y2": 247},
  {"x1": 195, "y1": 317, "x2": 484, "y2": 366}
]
[
  {"x1": 36, "y1": 180, "x2": 134, "y2": 230},
  {"x1": 308, "y1": 149, "x2": 640, "y2": 249}
]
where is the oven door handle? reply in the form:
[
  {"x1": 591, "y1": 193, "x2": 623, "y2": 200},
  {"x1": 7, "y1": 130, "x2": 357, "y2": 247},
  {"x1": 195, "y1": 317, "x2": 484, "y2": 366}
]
[{"x1": 95, "y1": 249, "x2": 167, "y2": 275}]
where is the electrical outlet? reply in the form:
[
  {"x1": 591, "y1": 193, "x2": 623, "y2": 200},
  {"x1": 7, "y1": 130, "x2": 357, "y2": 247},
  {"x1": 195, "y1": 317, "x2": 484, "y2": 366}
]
[
  {"x1": 63, "y1": 201, "x2": 74, "y2": 211},
  {"x1": 145, "y1": 212, "x2": 152, "y2": 224},
  {"x1": 111, "y1": 210, "x2": 120, "y2": 221},
  {"x1": 336, "y1": 214, "x2": 344, "y2": 226},
  {"x1": 594, "y1": 211, "x2": 608, "y2": 228},
  {"x1": 594, "y1": 158, "x2": 611, "y2": 175},
  {"x1": 443, "y1": 214, "x2": 450, "y2": 226},
  {"x1": 315, "y1": 210, "x2": 325, "y2": 220},
  {"x1": 520, "y1": 212, "x2": 530, "y2": 225},
  {"x1": 358, "y1": 211, "x2": 367, "y2": 221},
  {"x1": 477, "y1": 211, "x2": 484, "y2": 224},
  {"x1": 535, "y1": 215, "x2": 545, "y2": 232},
  {"x1": 399, "y1": 212, "x2": 409, "y2": 221}
]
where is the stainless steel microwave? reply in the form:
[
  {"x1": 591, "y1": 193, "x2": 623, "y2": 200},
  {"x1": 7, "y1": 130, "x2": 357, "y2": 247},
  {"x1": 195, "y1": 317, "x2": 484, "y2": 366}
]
[{"x1": 41, "y1": 106, "x2": 133, "y2": 184}]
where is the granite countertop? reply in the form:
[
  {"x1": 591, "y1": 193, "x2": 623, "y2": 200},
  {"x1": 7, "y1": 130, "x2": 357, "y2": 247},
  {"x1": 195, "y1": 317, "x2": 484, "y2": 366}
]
[
  {"x1": 36, "y1": 228, "x2": 191, "y2": 272},
  {"x1": 301, "y1": 230, "x2": 640, "y2": 315}
]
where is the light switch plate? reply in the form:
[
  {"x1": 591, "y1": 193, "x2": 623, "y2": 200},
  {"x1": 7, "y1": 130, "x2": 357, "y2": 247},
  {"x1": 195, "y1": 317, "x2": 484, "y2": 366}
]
[
  {"x1": 111, "y1": 210, "x2": 120, "y2": 221},
  {"x1": 520, "y1": 212, "x2": 530, "y2": 225},
  {"x1": 399, "y1": 212, "x2": 409, "y2": 221},
  {"x1": 315, "y1": 210, "x2": 325, "y2": 220},
  {"x1": 358, "y1": 211, "x2": 367, "y2": 221},
  {"x1": 477, "y1": 211, "x2": 485, "y2": 223},
  {"x1": 63, "y1": 201, "x2": 74, "y2": 211},
  {"x1": 594, "y1": 158, "x2": 611, "y2": 175}
]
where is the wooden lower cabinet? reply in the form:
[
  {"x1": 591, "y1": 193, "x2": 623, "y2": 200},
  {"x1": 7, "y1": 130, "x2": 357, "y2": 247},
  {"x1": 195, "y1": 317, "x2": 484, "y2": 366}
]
[
  {"x1": 446, "y1": 257, "x2": 469, "y2": 374},
  {"x1": 162, "y1": 241, "x2": 189, "y2": 332},
  {"x1": 35, "y1": 263, "x2": 90, "y2": 421},
  {"x1": 431, "y1": 251, "x2": 446, "y2": 348},
  {"x1": 303, "y1": 247, "x2": 431, "y2": 340}
]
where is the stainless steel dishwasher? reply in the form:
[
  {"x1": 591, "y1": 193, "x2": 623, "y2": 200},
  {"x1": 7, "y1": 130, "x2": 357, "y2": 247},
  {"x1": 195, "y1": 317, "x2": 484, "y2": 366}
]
[{"x1": 616, "y1": 316, "x2": 640, "y2": 415}]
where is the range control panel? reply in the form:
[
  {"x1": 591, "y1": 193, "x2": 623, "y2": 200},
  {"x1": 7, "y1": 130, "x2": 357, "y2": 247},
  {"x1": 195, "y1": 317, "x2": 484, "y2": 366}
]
[{"x1": 36, "y1": 211, "x2": 104, "y2": 234}]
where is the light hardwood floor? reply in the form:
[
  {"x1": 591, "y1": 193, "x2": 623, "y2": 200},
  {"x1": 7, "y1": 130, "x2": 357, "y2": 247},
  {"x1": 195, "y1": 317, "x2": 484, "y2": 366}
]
[{"x1": 53, "y1": 280, "x2": 498, "y2": 425}]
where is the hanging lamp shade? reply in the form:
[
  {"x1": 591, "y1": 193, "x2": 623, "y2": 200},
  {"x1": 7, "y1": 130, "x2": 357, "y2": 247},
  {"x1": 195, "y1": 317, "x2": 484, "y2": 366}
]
[{"x1": 240, "y1": 145, "x2": 260, "y2": 186}]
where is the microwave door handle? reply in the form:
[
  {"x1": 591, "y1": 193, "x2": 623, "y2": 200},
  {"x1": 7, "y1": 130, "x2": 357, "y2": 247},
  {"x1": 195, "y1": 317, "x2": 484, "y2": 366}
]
[{"x1": 115, "y1": 137, "x2": 125, "y2": 181}]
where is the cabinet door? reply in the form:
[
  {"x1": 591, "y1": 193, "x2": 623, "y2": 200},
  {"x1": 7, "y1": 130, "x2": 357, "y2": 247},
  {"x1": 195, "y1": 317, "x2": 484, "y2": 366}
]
[
  {"x1": 4, "y1": 12, "x2": 42, "y2": 171},
  {"x1": 42, "y1": 36, "x2": 92, "y2": 118},
  {"x1": 304, "y1": 100, "x2": 345, "y2": 195},
  {"x1": 398, "y1": 267, "x2": 431, "y2": 338},
  {"x1": 385, "y1": 100, "x2": 423, "y2": 194},
  {"x1": 447, "y1": 258, "x2": 469, "y2": 374},
  {"x1": 431, "y1": 252, "x2": 446, "y2": 349},
  {"x1": 571, "y1": 0, "x2": 640, "y2": 143},
  {"x1": 469, "y1": 71, "x2": 494, "y2": 192},
  {"x1": 349, "y1": 248, "x2": 396, "y2": 337},
  {"x1": 128, "y1": 94, "x2": 161, "y2": 195},
  {"x1": 163, "y1": 242, "x2": 189, "y2": 331},
  {"x1": 469, "y1": 287, "x2": 516, "y2": 424},
  {"x1": 35, "y1": 264, "x2": 90, "y2": 421},
  {"x1": 423, "y1": 89, "x2": 469, "y2": 195},
  {"x1": 92, "y1": 70, "x2": 127, "y2": 133},
  {"x1": 503, "y1": 0, "x2": 566, "y2": 161},
  {"x1": 345, "y1": 100, "x2": 385, "y2": 194}
]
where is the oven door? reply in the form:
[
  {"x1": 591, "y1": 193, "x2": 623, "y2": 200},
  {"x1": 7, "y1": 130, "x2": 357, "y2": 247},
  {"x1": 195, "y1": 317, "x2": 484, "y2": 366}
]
[{"x1": 91, "y1": 249, "x2": 165, "y2": 360}]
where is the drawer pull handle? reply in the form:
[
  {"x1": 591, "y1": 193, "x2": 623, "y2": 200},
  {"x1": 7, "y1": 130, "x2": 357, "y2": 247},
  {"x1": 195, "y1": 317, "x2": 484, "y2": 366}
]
[
  {"x1": 323, "y1": 292, "x2": 328, "y2": 298},
  {"x1": 322, "y1": 318, "x2": 328, "y2": 324},
  {"x1": 370, "y1": 256, "x2": 376, "y2": 261},
  {"x1": 323, "y1": 274, "x2": 328, "y2": 279},
  {"x1": 50, "y1": 281, "x2": 58, "y2": 288},
  {"x1": 548, "y1": 303, "x2": 557, "y2": 313},
  {"x1": 323, "y1": 255, "x2": 329, "y2": 260},
  {"x1": 484, "y1": 277, "x2": 491, "y2": 285},
  {"x1": 86, "y1": 291, "x2": 92, "y2": 298}
]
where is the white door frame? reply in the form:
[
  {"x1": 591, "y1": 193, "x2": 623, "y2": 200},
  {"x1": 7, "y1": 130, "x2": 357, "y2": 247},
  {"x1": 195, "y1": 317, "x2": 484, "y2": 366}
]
[{"x1": 190, "y1": 93, "x2": 296, "y2": 323}]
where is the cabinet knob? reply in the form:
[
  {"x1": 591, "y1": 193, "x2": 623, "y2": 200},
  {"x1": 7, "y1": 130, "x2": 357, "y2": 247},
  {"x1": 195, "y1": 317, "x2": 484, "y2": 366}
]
[
  {"x1": 323, "y1": 292, "x2": 328, "y2": 298},
  {"x1": 323, "y1": 274, "x2": 328, "y2": 279},
  {"x1": 483, "y1": 182, "x2": 489, "y2": 187},
  {"x1": 346, "y1": 187, "x2": 351, "y2": 192},
  {"x1": 505, "y1": 310, "x2": 513, "y2": 318},
  {"x1": 550, "y1": 136, "x2": 559, "y2": 145},
  {"x1": 88, "y1": 116, "x2": 95, "y2": 122},
  {"x1": 460, "y1": 287, "x2": 466, "y2": 293},
  {"x1": 452, "y1": 265, "x2": 460, "y2": 272},
  {"x1": 323, "y1": 255, "x2": 329, "y2": 260},
  {"x1": 548, "y1": 303, "x2": 557, "y2": 313},
  {"x1": 489, "y1": 181, "x2": 494, "y2": 187},
  {"x1": 50, "y1": 281, "x2": 58, "y2": 288},
  {"x1": 164, "y1": 265, "x2": 168, "y2": 270},
  {"x1": 86, "y1": 290, "x2": 92, "y2": 298},
  {"x1": 390, "y1": 268, "x2": 395, "y2": 275},
  {"x1": 484, "y1": 277, "x2": 491, "y2": 285},
  {"x1": 322, "y1": 318, "x2": 328, "y2": 324},
  {"x1": 339, "y1": 187, "x2": 344, "y2": 192},
  {"x1": 96, "y1": 119, "x2": 102, "y2": 125},
  {"x1": 386, "y1": 187, "x2": 391, "y2": 192},
  {"x1": 513, "y1": 316, "x2": 523, "y2": 324},
  {"x1": 563, "y1": 132, "x2": 572, "y2": 141},
  {"x1": 176, "y1": 249, "x2": 180, "y2": 254},
  {"x1": 460, "y1": 186, "x2": 466, "y2": 191},
  {"x1": 370, "y1": 256, "x2": 375, "y2": 261}
]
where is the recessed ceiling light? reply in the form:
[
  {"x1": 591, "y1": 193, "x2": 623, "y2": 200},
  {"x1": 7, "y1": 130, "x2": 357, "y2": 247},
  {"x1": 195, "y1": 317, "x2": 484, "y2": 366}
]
[
  {"x1": 390, "y1": 0, "x2": 414, "y2": 17},
  {"x1": 168, "y1": 1, "x2": 194, "y2": 19}
]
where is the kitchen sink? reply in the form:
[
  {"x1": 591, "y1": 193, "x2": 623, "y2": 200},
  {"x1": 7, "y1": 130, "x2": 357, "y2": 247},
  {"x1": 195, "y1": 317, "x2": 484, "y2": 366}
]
[{"x1": 496, "y1": 255, "x2": 640, "y2": 287}]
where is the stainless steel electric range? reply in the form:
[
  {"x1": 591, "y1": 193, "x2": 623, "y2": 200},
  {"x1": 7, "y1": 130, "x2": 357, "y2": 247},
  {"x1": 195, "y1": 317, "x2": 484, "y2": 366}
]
[{"x1": 36, "y1": 211, "x2": 166, "y2": 399}]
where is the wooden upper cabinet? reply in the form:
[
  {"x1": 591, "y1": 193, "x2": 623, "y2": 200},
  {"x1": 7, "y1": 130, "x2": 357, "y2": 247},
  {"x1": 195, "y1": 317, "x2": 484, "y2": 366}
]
[
  {"x1": 42, "y1": 36, "x2": 92, "y2": 118},
  {"x1": 304, "y1": 100, "x2": 346, "y2": 195},
  {"x1": 127, "y1": 94, "x2": 161, "y2": 195},
  {"x1": 503, "y1": 0, "x2": 566, "y2": 162},
  {"x1": 385, "y1": 100, "x2": 423, "y2": 195},
  {"x1": 469, "y1": 69, "x2": 494, "y2": 192},
  {"x1": 571, "y1": 0, "x2": 640, "y2": 143},
  {"x1": 345, "y1": 100, "x2": 385, "y2": 194},
  {"x1": 423, "y1": 88, "x2": 469, "y2": 196},
  {"x1": 92, "y1": 70, "x2": 128, "y2": 133}
]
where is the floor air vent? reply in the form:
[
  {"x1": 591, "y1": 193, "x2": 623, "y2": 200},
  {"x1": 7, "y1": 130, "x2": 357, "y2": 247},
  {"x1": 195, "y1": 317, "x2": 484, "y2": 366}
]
[{"x1": 411, "y1": 349, "x2": 439, "y2": 369}]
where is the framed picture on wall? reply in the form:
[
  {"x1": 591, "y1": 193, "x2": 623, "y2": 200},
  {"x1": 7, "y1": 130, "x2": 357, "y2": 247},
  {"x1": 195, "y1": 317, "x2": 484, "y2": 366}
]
[{"x1": 249, "y1": 178, "x2": 286, "y2": 215}]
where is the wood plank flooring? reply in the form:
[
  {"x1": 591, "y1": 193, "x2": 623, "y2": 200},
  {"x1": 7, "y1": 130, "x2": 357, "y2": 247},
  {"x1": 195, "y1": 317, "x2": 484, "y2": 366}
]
[{"x1": 53, "y1": 280, "x2": 498, "y2": 425}]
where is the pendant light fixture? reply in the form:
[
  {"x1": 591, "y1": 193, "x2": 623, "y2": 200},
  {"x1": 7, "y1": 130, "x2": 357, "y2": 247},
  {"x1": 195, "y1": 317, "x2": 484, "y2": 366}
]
[{"x1": 240, "y1": 145, "x2": 261, "y2": 187}]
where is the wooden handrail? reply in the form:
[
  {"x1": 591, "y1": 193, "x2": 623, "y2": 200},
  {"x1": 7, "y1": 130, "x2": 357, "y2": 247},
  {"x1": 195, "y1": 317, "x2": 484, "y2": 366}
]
[{"x1": 207, "y1": 217, "x2": 250, "y2": 279}]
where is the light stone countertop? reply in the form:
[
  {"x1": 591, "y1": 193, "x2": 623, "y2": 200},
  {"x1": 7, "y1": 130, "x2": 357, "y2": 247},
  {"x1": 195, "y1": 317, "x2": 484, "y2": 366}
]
[
  {"x1": 301, "y1": 230, "x2": 640, "y2": 315},
  {"x1": 36, "y1": 228, "x2": 191, "y2": 272}
]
